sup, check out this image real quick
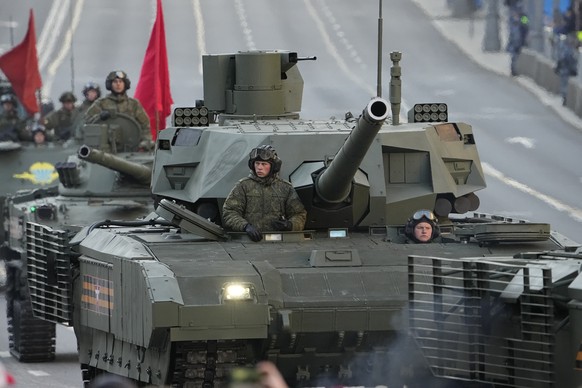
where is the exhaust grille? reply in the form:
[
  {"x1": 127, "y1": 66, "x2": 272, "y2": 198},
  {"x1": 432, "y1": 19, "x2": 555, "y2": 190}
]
[
  {"x1": 408, "y1": 256, "x2": 555, "y2": 388},
  {"x1": 26, "y1": 222, "x2": 73, "y2": 325}
]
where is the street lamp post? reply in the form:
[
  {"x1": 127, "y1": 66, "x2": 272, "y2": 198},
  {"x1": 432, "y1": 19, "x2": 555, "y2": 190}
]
[
  {"x1": 483, "y1": 0, "x2": 501, "y2": 51},
  {"x1": 526, "y1": 0, "x2": 545, "y2": 53}
]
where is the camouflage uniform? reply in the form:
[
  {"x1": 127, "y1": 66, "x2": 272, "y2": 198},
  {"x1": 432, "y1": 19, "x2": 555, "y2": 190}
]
[
  {"x1": 78, "y1": 99, "x2": 94, "y2": 115},
  {"x1": 0, "y1": 109, "x2": 28, "y2": 142},
  {"x1": 85, "y1": 93, "x2": 151, "y2": 142},
  {"x1": 44, "y1": 107, "x2": 82, "y2": 141},
  {"x1": 222, "y1": 174, "x2": 307, "y2": 232}
]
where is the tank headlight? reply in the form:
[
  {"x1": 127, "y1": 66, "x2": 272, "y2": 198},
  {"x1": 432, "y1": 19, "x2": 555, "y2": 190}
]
[
  {"x1": 263, "y1": 233, "x2": 282, "y2": 241},
  {"x1": 222, "y1": 282, "x2": 255, "y2": 302},
  {"x1": 35, "y1": 204, "x2": 56, "y2": 221},
  {"x1": 328, "y1": 228, "x2": 348, "y2": 238}
]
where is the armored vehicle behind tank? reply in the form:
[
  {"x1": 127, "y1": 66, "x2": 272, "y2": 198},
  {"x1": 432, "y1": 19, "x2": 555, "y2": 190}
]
[
  {"x1": 9, "y1": 48, "x2": 582, "y2": 388},
  {"x1": 0, "y1": 79, "x2": 63, "y2": 197},
  {"x1": 0, "y1": 114, "x2": 155, "y2": 362}
]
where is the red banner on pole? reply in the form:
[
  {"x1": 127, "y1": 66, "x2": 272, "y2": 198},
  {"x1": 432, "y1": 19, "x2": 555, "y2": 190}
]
[
  {"x1": 0, "y1": 9, "x2": 43, "y2": 115},
  {"x1": 134, "y1": 0, "x2": 174, "y2": 140}
]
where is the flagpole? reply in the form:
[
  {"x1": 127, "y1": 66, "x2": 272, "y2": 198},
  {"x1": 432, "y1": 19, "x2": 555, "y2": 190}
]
[
  {"x1": 9, "y1": 16, "x2": 14, "y2": 46},
  {"x1": 155, "y1": 110, "x2": 160, "y2": 140}
]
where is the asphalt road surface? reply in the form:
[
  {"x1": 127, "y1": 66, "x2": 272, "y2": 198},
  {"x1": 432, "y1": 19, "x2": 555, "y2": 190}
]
[{"x1": 0, "y1": 1, "x2": 581, "y2": 386}]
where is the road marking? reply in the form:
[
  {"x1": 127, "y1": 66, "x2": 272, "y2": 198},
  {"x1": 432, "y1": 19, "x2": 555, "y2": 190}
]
[
  {"x1": 0, "y1": 352, "x2": 10, "y2": 358},
  {"x1": 482, "y1": 162, "x2": 582, "y2": 223},
  {"x1": 28, "y1": 370, "x2": 50, "y2": 377},
  {"x1": 303, "y1": 0, "x2": 375, "y2": 97},
  {"x1": 506, "y1": 136, "x2": 536, "y2": 149},
  {"x1": 43, "y1": 0, "x2": 84, "y2": 97},
  {"x1": 191, "y1": 0, "x2": 207, "y2": 75},
  {"x1": 37, "y1": 0, "x2": 67, "y2": 70},
  {"x1": 234, "y1": 0, "x2": 255, "y2": 50},
  {"x1": 319, "y1": 0, "x2": 367, "y2": 73}
]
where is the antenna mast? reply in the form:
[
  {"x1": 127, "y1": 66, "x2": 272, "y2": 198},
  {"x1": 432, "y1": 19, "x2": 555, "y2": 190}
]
[
  {"x1": 376, "y1": 0, "x2": 383, "y2": 98},
  {"x1": 69, "y1": 0, "x2": 75, "y2": 93}
]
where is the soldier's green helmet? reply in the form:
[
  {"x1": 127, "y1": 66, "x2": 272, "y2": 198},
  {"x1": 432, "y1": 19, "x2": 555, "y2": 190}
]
[
  {"x1": 59, "y1": 91, "x2": 77, "y2": 103},
  {"x1": 82, "y1": 82, "x2": 101, "y2": 99},
  {"x1": 248, "y1": 145, "x2": 282, "y2": 175},
  {"x1": 404, "y1": 209, "x2": 441, "y2": 243},
  {"x1": 105, "y1": 71, "x2": 131, "y2": 91}
]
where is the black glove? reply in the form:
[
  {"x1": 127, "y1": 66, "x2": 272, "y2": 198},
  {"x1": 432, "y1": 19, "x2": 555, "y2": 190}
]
[
  {"x1": 244, "y1": 223, "x2": 263, "y2": 242},
  {"x1": 99, "y1": 110, "x2": 111, "y2": 121},
  {"x1": 272, "y1": 219, "x2": 293, "y2": 231}
]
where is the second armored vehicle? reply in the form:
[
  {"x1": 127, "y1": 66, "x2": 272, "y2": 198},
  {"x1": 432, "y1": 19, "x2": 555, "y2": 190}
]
[{"x1": 1, "y1": 115, "x2": 155, "y2": 362}]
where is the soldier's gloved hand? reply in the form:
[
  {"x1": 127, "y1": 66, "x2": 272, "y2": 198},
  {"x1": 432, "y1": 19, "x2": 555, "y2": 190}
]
[
  {"x1": 272, "y1": 219, "x2": 293, "y2": 231},
  {"x1": 99, "y1": 110, "x2": 111, "y2": 121},
  {"x1": 244, "y1": 224, "x2": 263, "y2": 242}
]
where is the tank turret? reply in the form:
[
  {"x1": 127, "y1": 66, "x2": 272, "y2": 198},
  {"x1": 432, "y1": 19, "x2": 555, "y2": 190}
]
[
  {"x1": 77, "y1": 145, "x2": 152, "y2": 185},
  {"x1": 81, "y1": 112, "x2": 145, "y2": 153},
  {"x1": 151, "y1": 50, "x2": 486, "y2": 227}
]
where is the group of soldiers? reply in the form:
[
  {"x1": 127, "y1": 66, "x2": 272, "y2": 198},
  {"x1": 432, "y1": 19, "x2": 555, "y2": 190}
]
[{"x1": 0, "y1": 70, "x2": 151, "y2": 146}]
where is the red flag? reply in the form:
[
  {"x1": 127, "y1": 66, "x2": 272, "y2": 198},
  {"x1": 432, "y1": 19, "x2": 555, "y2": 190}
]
[
  {"x1": 134, "y1": 0, "x2": 173, "y2": 140},
  {"x1": 0, "y1": 9, "x2": 43, "y2": 115}
]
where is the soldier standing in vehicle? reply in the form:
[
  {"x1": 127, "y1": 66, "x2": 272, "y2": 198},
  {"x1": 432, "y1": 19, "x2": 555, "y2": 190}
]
[
  {"x1": 222, "y1": 145, "x2": 307, "y2": 242},
  {"x1": 555, "y1": 33, "x2": 579, "y2": 106},
  {"x1": 404, "y1": 209, "x2": 441, "y2": 244},
  {"x1": 0, "y1": 94, "x2": 28, "y2": 142},
  {"x1": 31, "y1": 123, "x2": 48, "y2": 145},
  {"x1": 78, "y1": 81, "x2": 101, "y2": 114},
  {"x1": 43, "y1": 91, "x2": 81, "y2": 141},
  {"x1": 85, "y1": 71, "x2": 151, "y2": 145}
]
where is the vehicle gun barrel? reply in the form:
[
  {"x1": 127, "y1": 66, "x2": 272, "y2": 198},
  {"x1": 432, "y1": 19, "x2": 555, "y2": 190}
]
[
  {"x1": 315, "y1": 97, "x2": 389, "y2": 203},
  {"x1": 78, "y1": 145, "x2": 152, "y2": 185}
]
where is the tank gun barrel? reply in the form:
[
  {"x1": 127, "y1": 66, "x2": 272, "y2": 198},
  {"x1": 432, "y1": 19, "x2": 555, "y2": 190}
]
[
  {"x1": 78, "y1": 145, "x2": 152, "y2": 185},
  {"x1": 315, "y1": 97, "x2": 389, "y2": 203}
]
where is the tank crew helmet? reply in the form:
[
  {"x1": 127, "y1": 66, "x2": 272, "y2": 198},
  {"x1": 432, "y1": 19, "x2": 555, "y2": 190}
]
[
  {"x1": 248, "y1": 145, "x2": 282, "y2": 176},
  {"x1": 82, "y1": 82, "x2": 101, "y2": 99},
  {"x1": 0, "y1": 93, "x2": 16, "y2": 105},
  {"x1": 59, "y1": 91, "x2": 77, "y2": 103},
  {"x1": 105, "y1": 70, "x2": 131, "y2": 91},
  {"x1": 31, "y1": 123, "x2": 46, "y2": 134},
  {"x1": 404, "y1": 209, "x2": 441, "y2": 243}
]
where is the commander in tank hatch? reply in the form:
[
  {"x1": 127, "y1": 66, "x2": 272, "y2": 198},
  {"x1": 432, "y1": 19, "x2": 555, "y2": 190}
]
[
  {"x1": 222, "y1": 145, "x2": 307, "y2": 242},
  {"x1": 404, "y1": 209, "x2": 440, "y2": 244},
  {"x1": 85, "y1": 70, "x2": 151, "y2": 146}
]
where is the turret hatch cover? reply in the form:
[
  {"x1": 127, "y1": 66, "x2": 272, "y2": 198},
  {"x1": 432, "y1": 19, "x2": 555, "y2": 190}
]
[{"x1": 156, "y1": 199, "x2": 228, "y2": 241}]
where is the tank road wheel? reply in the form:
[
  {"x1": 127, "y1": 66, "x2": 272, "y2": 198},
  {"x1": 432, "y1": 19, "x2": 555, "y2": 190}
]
[
  {"x1": 8, "y1": 299, "x2": 56, "y2": 362},
  {"x1": 81, "y1": 364, "x2": 146, "y2": 388},
  {"x1": 81, "y1": 364, "x2": 98, "y2": 388}
]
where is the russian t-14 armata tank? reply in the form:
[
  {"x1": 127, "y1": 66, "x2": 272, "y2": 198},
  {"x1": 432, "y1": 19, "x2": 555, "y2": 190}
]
[
  {"x1": 0, "y1": 115, "x2": 155, "y2": 362},
  {"x1": 12, "y1": 49, "x2": 582, "y2": 388}
]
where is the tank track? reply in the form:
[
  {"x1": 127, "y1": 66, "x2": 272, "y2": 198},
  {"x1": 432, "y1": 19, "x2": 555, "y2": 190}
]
[
  {"x1": 168, "y1": 340, "x2": 254, "y2": 388},
  {"x1": 5, "y1": 260, "x2": 56, "y2": 362},
  {"x1": 81, "y1": 340, "x2": 253, "y2": 387}
]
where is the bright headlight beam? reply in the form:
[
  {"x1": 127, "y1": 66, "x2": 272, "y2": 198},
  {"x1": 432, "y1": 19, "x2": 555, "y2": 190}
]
[{"x1": 224, "y1": 283, "x2": 252, "y2": 301}]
